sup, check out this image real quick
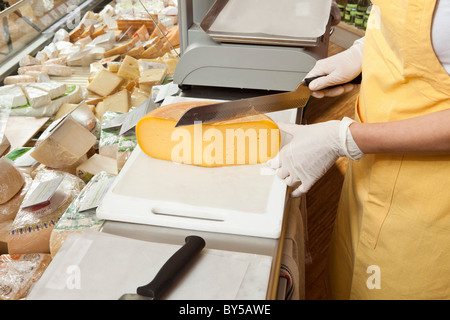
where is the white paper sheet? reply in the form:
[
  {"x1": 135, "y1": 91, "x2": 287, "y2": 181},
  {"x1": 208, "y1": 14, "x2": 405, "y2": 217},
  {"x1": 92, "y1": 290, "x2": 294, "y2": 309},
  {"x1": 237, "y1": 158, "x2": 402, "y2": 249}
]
[
  {"x1": 209, "y1": 0, "x2": 332, "y2": 39},
  {"x1": 27, "y1": 231, "x2": 272, "y2": 300}
]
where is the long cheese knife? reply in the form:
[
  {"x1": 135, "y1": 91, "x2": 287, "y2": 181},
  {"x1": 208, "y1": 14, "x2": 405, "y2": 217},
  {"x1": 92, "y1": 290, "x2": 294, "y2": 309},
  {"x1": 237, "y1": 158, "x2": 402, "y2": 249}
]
[
  {"x1": 119, "y1": 236, "x2": 205, "y2": 300},
  {"x1": 175, "y1": 74, "x2": 362, "y2": 127}
]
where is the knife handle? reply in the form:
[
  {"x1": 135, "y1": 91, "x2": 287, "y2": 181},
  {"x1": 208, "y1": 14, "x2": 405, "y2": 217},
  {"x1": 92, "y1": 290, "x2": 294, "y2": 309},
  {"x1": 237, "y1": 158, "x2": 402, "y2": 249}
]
[
  {"x1": 136, "y1": 235, "x2": 206, "y2": 300},
  {"x1": 304, "y1": 73, "x2": 362, "y2": 88}
]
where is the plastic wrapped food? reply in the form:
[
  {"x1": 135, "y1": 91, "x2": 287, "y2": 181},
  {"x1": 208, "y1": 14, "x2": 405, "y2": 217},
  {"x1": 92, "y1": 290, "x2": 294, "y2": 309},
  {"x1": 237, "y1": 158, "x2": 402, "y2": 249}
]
[
  {"x1": 117, "y1": 131, "x2": 137, "y2": 170},
  {"x1": 0, "y1": 253, "x2": 52, "y2": 300},
  {"x1": 8, "y1": 170, "x2": 85, "y2": 254},
  {"x1": 99, "y1": 111, "x2": 122, "y2": 159},
  {"x1": 50, "y1": 171, "x2": 115, "y2": 257},
  {"x1": 9, "y1": 85, "x2": 84, "y2": 118}
]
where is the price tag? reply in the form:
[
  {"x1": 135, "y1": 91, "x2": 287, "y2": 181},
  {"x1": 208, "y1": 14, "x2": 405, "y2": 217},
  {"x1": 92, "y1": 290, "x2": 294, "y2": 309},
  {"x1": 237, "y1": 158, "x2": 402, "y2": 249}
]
[
  {"x1": 78, "y1": 176, "x2": 115, "y2": 212},
  {"x1": 119, "y1": 99, "x2": 156, "y2": 135},
  {"x1": 21, "y1": 176, "x2": 64, "y2": 209},
  {"x1": 154, "y1": 83, "x2": 180, "y2": 103}
]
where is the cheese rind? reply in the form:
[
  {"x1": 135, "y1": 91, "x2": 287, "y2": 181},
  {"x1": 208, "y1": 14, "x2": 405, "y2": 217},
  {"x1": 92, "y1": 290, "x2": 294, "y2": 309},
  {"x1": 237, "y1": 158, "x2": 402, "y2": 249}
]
[
  {"x1": 27, "y1": 82, "x2": 67, "y2": 100},
  {"x1": 8, "y1": 170, "x2": 85, "y2": 254},
  {"x1": 21, "y1": 87, "x2": 51, "y2": 109},
  {"x1": 0, "y1": 158, "x2": 25, "y2": 205},
  {"x1": 136, "y1": 101, "x2": 281, "y2": 167}
]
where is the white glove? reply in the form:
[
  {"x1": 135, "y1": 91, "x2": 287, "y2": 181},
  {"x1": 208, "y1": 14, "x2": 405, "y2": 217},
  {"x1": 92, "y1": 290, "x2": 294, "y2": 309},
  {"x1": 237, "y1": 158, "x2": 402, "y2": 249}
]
[
  {"x1": 306, "y1": 37, "x2": 365, "y2": 98},
  {"x1": 267, "y1": 118, "x2": 364, "y2": 197}
]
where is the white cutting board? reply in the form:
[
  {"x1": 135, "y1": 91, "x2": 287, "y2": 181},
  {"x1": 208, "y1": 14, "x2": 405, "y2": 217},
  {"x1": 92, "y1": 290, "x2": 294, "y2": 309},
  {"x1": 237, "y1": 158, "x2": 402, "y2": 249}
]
[
  {"x1": 96, "y1": 97, "x2": 296, "y2": 239},
  {"x1": 27, "y1": 231, "x2": 272, "y2": 300}
]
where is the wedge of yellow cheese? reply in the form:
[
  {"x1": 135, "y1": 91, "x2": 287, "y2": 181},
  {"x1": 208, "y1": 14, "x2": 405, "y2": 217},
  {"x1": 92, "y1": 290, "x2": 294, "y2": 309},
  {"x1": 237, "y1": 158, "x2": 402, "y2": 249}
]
[
  {"x1": 136, "y1": 101, "x2": 280, "y2": 167},
  {"x1": 117, "y1": 55, "x2": 140, "y2": 80}
]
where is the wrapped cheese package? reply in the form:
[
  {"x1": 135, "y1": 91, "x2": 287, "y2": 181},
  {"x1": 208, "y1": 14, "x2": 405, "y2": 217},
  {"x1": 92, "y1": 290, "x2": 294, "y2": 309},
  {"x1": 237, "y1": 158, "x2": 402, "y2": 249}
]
[
  {"x1": 0, "y1": 253, "x2": 52, "y2": 300},
  {"x1": 98, "y1": 111, "x2": 122, "y2": 159},
  {"x1": 136, "y1": 101, "x2": 281, "y2": 167},
  {"x1": 50, "y1": 171, "x2": 116, "y2": 257},
  {"x1": 8, "y1": 170, "x2": 85, "y2": 254}
]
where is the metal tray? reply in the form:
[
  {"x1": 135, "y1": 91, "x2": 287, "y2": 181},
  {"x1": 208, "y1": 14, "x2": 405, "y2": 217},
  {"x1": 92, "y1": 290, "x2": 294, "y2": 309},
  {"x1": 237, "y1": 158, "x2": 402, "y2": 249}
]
[{"x1": 200, "y1": 0, "x2": 327, "y2": 47}]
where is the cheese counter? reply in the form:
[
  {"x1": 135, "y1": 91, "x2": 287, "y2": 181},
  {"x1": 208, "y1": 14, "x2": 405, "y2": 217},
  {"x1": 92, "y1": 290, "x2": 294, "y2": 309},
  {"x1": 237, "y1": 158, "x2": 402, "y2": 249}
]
[{"x1": 0, "y1": 0, "x2": 307, "y2": 301}]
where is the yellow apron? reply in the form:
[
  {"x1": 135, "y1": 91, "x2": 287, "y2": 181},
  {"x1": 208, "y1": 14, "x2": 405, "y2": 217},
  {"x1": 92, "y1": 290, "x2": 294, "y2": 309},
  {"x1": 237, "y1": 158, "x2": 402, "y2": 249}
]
[{"x1": 327, "y1": 0, "x2": 450, "y2": 299}]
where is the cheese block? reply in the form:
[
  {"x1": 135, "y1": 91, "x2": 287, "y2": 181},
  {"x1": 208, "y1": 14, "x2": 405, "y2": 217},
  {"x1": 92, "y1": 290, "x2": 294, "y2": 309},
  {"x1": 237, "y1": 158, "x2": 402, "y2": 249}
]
[
  {"x1": 117, "y1": 55, "x2": 140, "y2": 80},
  {"x1": 95, "y1": 89, "x2": 130, "y2": 121},
  {"x1": 136, "y1": 101, "x2": 281, "y2": 167},
  {"x1": 41, "y1": 64, "x2": 72, "y2": 77},
  {"x1": 80, "y1": 24, "x2": 95, "y2": 39},
  {"x1": 0, "y1": 220, "x2": 12, "y2": 253},
  {"x1": 166, "y1": 26, "x2": 180, "y2": 48},
  {"x1": 9, "y1": 85, "x2": 83, "y2": 118},
  {"x1": 27, "y1": 82, "x2": 67, "y2": 100},
  {"x1": 107, "y1": 62, "x2": 121, "y2": 73},
  {"x1": 0, "y1": 158, "x2": 25, "y2": 205},
  {"x1": 134, "y1": 24, "x2": 150, "y2": 42},
  {"x1": 50, "y1": 171, "x2": 115, "y2": 257},
  {"x1": 150, "y1": 22, "x2": 168, "y2": 40},
  {"x1": 0, "y1": 85, "x2": 27, "y2": 108},
  {"x1": 91, "y1": 25, "x2": 107, "y2": 39},
  {"x1": 21, "y1": 86, "x2": 51, "y2": 109},
  {"x1": 138, "y1": 68, "x2": 167, "y2": 92},
  {"x1": 4, "y1": 75, "x2": 35, "y2": 85},
  {"x1": 55, "y1": 102, "x2": 97, "y2": 132},
  {"x1": 131, "y1": 88, "x2": 150, "y2": 107},
  {"x1": 104, "y1": 37, "x2": 139, "y2": 58},
  {"x1": 30, "y1": 118, "x2": 97, "y2": 169},
  {"x1": 0, "y1": 174, "x2": 32, "y2": 223},
  {"x1": 163, "y1": 57, "x2": 179, "y2": 76},
  {"x1": 18, "y1": 65, "x2": 43, "y2": 75},
  {"x1": 19, "y1": 55, "x2": 41, "y2": 67},
  {"x1": 76, "y1": 153, "x2": 118, "y2": 183},
  {"x1": 125, "y1": 45, "x2": 144, "y2": 59},
  {"x1": 8, "y1": 170, "x2": 85, "y2": 255},
  {"x1": 69, "y1": 23, "x2": 86, "y2": 42},
  {"x1": 0, "y1": 135, "x2": 10, "y2": 156},
  {"x1": 87, "y1": 70, "x2": 123, "y2": 97},
  {"x1": 0, "y1": 253, "x2": 52, "y2": 300}
]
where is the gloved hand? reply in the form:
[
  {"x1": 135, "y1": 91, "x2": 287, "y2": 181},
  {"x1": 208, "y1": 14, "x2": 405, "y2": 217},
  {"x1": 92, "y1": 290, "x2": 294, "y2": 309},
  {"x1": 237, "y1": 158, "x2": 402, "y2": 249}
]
[
  {"x1": 306, "y1": 37, "x2": 365, "y2": 98},
  {"x1": 267, "y1": 118, "x2": 364, "y2": 197}
]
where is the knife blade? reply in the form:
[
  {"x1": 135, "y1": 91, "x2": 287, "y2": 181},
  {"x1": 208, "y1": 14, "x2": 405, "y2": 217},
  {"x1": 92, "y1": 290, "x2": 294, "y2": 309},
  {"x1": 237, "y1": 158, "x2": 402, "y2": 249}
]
[
  {"x1": 175, "y1": 74, "x2": 362, "y2": 127},
  {"x1": 119, "y1": 235, "x2": 206, "y2": 300}
]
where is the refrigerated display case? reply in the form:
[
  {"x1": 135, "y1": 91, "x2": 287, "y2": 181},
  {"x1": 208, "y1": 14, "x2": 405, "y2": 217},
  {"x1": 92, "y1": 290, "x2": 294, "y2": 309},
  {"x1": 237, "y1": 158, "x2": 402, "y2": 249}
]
[{"x1": 0, "y1": 0, "x2": 110, "y2": 82}]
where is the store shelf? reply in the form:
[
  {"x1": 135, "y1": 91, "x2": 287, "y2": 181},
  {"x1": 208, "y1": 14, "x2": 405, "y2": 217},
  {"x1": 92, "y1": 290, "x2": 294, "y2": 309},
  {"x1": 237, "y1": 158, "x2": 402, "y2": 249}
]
[{"x1": 330, "y1": 21, "x2": 365, "y2": 48}]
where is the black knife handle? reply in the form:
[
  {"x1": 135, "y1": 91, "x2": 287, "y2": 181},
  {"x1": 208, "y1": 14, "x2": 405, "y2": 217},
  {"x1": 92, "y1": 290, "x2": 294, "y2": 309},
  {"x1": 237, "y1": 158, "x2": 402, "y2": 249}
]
[
  {"x1": 304, "y1": 73, "x2": 362, "y2": 88},
  {"x1": 136, "y1": 236, "x2": 206, "y2": 300}
]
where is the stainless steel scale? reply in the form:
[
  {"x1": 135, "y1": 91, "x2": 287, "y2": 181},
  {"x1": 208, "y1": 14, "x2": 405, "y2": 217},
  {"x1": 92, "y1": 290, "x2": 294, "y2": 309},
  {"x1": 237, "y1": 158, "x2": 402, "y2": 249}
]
[{"x1": 174, "y1": 0, "x2": 334, "y2": 92}]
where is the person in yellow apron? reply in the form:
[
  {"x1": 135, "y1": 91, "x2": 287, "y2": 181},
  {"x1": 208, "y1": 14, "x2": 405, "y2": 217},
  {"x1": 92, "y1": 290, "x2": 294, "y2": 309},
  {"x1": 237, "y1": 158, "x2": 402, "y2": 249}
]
[{"x1": 268, "y1": 0, "x2": 450, "y2": 299}]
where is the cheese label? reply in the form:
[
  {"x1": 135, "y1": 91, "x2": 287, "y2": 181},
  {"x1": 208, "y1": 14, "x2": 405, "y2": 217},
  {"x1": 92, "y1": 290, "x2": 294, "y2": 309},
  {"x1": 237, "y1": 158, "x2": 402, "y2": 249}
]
[
  {"x1": 78, "y1": 175, "x2": 115, "y2": 212},
  {"x1": 21, "y1": 177, "x2": 64, "y2": 209}
]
